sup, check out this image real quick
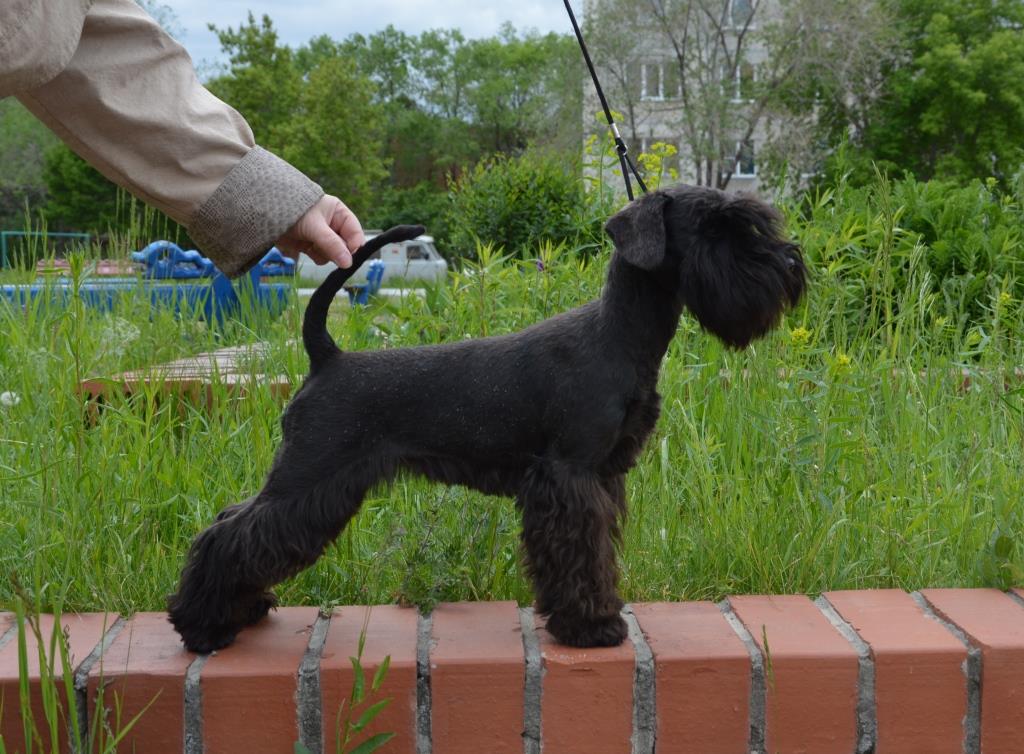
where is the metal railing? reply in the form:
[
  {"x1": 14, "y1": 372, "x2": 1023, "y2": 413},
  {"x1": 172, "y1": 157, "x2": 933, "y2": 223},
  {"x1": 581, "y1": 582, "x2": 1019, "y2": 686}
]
[{"x1": 0, "y1": 231, "x2": 91, "y2": 268}]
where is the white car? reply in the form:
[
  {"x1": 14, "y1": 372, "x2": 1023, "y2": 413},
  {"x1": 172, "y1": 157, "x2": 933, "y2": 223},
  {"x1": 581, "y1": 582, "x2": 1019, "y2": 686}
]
[{"x1": 295, "y1": 231, "x2": 447, "y2": 285}]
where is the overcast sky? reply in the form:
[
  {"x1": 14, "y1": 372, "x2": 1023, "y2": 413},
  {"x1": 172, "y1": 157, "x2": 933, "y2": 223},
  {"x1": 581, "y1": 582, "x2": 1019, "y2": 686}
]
[{"x1": 160, "y1": 1, "x2": 577, "y2": 70}]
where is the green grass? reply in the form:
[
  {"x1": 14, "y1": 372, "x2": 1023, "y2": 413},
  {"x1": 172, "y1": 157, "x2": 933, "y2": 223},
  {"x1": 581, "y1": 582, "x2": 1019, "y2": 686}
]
[{"x1": 1, "y1": 180, "x2": 1023, "y2": 618}]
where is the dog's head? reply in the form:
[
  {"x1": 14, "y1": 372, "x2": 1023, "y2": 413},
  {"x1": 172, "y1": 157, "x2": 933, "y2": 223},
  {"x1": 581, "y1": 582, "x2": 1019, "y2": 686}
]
[{"x1": 604, "y1": 184, "x2": 806, "y2": 348}]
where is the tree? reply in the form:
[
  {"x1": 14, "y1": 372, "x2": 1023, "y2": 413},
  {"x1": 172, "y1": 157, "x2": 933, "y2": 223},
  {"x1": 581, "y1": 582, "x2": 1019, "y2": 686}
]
[
  {"x1": 339, "y1": 27, "x2": 470, "y2": 187},
  {"x1": 333, "y1": 25, "x2": 580, "y2": 189},
  {"x1": 204, "y1": 15, "x2": 389, "y2": 217},
  {"x1": 278, "y1": 57, "x2": 388, "y2": 217},
  {"x1": 582, "y1": 0, "x2": 654, "y2": 146},
  {"x1": 461, "y1": 26, "x2": 582, "y2": 155},
  {"x1": 0, "y1": 100, "x2": 56, "y2": 228},
  {"x1": 848, "y1": 0, "x2": 1024, "y2": 184},
  {"x1": 339, "y1": 26, "x2": 416, "y2": 104},
  {"x1": 205, "y1": 14, "x2": 303, "y2": 150},
  {"x1": 41, "y1": 144, "x2": 119, "y2": 232},
  {"x1": 585, "y1": 0, "x2": 898, "y2": 189}
]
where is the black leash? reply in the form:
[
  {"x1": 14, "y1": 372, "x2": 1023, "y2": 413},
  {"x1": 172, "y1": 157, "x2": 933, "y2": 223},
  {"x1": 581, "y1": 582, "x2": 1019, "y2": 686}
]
[{"x1": 562, "y1": 0, "x2": 648, "y2": 201}]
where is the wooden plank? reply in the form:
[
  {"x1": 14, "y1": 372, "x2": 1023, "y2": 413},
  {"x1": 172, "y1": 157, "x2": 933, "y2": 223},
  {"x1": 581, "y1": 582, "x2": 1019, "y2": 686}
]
[{"x1": 77, "y1": 343, "x2": 292, "y2": 412}]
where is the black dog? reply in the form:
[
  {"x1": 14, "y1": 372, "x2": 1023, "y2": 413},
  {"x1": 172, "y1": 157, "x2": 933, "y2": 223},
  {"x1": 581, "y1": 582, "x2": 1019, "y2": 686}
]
[{"x1": 168, "y1": 185, "x2": 806, "y2": 652}]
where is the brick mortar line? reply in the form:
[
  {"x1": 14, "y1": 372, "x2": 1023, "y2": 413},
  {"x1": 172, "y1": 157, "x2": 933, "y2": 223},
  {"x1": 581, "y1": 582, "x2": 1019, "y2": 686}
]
[
  {"x1": 622, "y1": 606, "x2": 655, "y2": 754},
  {"x1": 720, "y1": 599, "x2": 766, "y2": 754},
  {"x1": 297, "y1": 610, "x2": 332, "y2": 754},
  {"x1": 815, "y1": 596, "x2": 877, "y2": 754},
  {"x1": 72, "y1": 615, "x2": 126, "y2": 754},
  {"x1": 1006, "y1": 590, "x2": 1024, "y2": 610},
  {"x1": 518, "y1": 607, "x2": 542, "y2": 754},
  {"x1": 184, "y1": 652, "x2": 210, "y2": 754},
  {"x1": 912, "y1": 592, "x2": 981, "y2": 754},
  {"x1": 416, "y1": 611, "x2": 433, "y2": 754}
]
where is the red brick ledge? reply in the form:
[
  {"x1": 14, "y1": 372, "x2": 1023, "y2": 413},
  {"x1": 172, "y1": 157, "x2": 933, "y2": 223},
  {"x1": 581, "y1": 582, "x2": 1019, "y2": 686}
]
[{"x1": 1, "y1": 590, "x2": 1022, "y2": 753}]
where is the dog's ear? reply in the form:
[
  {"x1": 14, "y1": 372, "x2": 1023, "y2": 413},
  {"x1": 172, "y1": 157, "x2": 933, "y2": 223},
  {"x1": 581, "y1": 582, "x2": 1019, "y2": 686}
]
[{"x1": 604, "y1": 192, "x2": 671, "y2": 270}]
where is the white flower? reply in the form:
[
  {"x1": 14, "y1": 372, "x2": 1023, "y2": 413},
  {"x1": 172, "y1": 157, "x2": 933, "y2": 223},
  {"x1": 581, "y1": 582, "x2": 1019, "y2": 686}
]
[
  {"x1": 98, "y1": 317, "x2": 142, "y2": 359},
  {"x1": 0, "y1": 391, "x2": 21, "y2": 407}
]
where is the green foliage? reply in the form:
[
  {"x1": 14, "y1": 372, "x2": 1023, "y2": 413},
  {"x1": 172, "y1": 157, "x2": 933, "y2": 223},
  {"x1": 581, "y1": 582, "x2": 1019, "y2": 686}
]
[
  {"x1": 0, "y1": 100, "x2": 55, "y2": 229},
  {"x1": 364, "y1": 182, "x2": 451, "y2": 245},
  {"x1": 457, "y1": 24, "x2": 582, "y2": 155},
  {"x1": 794, "y1": 166, "x2": 1024, "y2": 348},
  {"x1": 445, "y1": 150, "x2": 590, "y2": 259},
  {"x1": 338, "y1": 26, "x2": 415, "y2": 104},
  {"x1": 338, "y1": 24, "x2": 580, "y2": 184},
  {"x1": 41, "y1": 145, "x2": 120, "y2": 233},
  {"x1": 277, "y1": 57, "x2": 388, "y2": 217},
  {"x1": 843, "y1": 0, "x2": 1024, "y2": 184},
  {"x1": 38, "y1": 145, "x2": 187, "y2": 250},
  {"x1": 205, "y1": 14, "x2": 304, "y2": 147}
]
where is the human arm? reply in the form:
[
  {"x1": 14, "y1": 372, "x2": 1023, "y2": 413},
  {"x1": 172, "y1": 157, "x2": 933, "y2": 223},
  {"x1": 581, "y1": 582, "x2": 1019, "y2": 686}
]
[{"x1": 9, "y1": 0, "x2": 362, "y2": 274}]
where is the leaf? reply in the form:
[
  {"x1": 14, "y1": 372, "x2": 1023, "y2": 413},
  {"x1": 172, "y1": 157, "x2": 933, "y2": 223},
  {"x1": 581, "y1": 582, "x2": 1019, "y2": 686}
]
[
  {"x1": 994, "y1": 534, "x2": 1014, "y2": 560},
  {"x1": 294, "y1": 742, "x2": 313, "y2": 754},
  {"x1": 349, "y1": 656, "x2": 366, "y2": 705},
  {"x1": 371, "y1": 655, "x2": 391, "y2": 693},
  {"x1": 348, "y1": 732, "x2": 396, "y2": 754},
  {"x1": 352, "y1": 699, "x2": 392, "y2": 733}
]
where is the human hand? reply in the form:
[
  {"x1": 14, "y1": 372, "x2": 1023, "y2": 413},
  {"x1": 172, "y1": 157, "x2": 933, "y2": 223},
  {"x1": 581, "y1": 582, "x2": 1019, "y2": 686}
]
[{"x1": 274, "y1": 194, "x2": 366, "y2": 268}]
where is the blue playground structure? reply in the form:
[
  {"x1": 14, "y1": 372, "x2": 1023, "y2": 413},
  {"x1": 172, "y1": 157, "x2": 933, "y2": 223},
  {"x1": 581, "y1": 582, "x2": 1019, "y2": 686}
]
[
  {"x1": 346, "y1": 260, "x2": 385, "y2": 305},
  {"x1": 0, "y1": 242, "x2": 296, "y2": 324}
]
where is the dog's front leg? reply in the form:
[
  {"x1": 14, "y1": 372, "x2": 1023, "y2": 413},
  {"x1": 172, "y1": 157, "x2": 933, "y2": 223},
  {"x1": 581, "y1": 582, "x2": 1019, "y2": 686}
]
[{"x1": 517, "y1": 461, "x2": 627, "y2": 647}]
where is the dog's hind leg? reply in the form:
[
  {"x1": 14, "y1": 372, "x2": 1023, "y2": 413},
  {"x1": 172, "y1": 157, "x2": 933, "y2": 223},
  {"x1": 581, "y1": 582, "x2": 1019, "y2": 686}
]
[
  {"x1": 517, "y1": 461, "x2": 628, "y2": 647},
  {"x1": 168, "y1": 461, "x2": 387, "y2": 653}
]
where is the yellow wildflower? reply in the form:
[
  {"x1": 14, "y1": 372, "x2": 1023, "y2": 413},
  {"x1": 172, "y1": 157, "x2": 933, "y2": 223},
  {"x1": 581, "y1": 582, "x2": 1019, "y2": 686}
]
[{"x1": 790, "y1": 326, "x2": 812, "y2": 346}]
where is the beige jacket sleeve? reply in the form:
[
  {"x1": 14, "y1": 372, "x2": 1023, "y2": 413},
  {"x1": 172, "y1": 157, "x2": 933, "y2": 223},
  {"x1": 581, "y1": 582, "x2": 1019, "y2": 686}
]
[{"x1": 5, "y1": 0, "x2": 322, "y2": 277}]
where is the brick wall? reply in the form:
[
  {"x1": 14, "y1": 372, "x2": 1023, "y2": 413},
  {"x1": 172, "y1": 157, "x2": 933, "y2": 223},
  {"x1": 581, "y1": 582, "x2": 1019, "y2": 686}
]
[{"x1": 1, "y1": 589, "x2": 1022, "y2": 753}]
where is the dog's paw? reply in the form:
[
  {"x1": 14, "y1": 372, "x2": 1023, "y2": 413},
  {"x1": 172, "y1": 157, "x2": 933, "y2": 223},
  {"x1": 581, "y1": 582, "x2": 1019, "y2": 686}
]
[
  {"x1": 545, "y1": 613, "x2": 628, "y2": 648},
  {"x1": 168, "y1": 590, "x2": 277, "y2": 653},
  {"x1": 181, "y1": 626, "x2": 240, "y2": 654},
  {"x1": 242, "y1": 591, "x2": 278, "y2": 626}
]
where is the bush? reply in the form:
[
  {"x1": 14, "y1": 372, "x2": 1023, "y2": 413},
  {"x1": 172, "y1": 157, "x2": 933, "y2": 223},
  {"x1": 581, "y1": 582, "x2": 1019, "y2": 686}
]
[
  {"x1": 364, "y1": 182, "x2": 452, "y2": 249},
  {"x1": 791, "y1": 168, "x2": 1024, "y2": 351},
  {"x1": 445, "y1": 150, "x2": 593, "y2": 259}
]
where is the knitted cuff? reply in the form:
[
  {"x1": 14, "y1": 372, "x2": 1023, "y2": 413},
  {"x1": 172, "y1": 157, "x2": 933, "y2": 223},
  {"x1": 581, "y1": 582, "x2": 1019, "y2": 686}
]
[{"x1": 188, "y1": 146, "x2": 322, "y2": 278}]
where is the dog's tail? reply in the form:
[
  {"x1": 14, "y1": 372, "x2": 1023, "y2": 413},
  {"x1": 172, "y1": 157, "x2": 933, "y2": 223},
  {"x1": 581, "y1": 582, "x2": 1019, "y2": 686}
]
[{"x1": 302, "y1": 224, "x2": 426, "y2": 370}]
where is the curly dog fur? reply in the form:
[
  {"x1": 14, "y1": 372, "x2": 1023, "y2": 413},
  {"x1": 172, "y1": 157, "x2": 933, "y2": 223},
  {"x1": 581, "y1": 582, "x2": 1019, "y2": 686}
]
[{"x1": 168, "y1": 184, "x2": 806, "y2": 652}]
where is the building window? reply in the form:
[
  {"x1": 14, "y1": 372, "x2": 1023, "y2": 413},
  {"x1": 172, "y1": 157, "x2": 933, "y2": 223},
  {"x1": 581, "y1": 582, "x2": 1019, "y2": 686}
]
[
  {"x1": 734, "y1": 140, "x2": 756, "y2": 177},
  {"x1": 641, "y1": 63, "x2": 663, "y2": 100},
  {"x1": 722, "y1": 60, "x2": 757, "y2": 102},
  {"x1": 664, "y1": 63, "x2": 681, "y2": 99},
  {"x1": 730, "y1": 0, "x2": 754, "y2": 27},
  {"x1": 641, "y1": 62, "x2": 682, "y2": 101},
  {"x1": 738, "y1": 61, "x2": 756, "y2": 101}
]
